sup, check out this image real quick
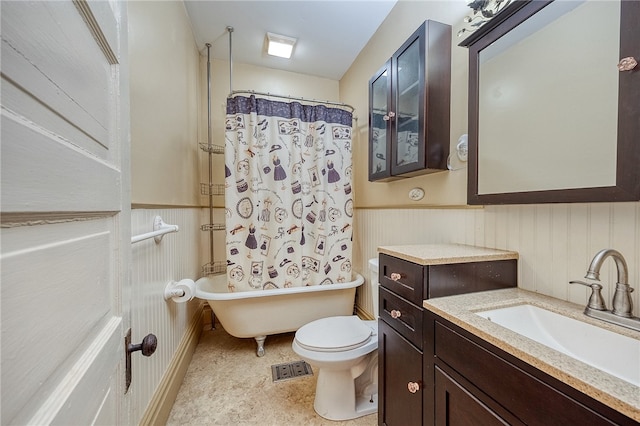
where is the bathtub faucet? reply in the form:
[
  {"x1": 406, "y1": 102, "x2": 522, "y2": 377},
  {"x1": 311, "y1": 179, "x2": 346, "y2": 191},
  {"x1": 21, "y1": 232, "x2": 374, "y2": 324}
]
[{"x1": 570, "y1": 249, "x2": 640, "y2": 332}]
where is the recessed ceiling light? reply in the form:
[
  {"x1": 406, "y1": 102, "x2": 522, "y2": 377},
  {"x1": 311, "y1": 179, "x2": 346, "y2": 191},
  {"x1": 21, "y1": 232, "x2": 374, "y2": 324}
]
[{"x1": 266, "y1": 32, "x2": 297, "y2": 59}]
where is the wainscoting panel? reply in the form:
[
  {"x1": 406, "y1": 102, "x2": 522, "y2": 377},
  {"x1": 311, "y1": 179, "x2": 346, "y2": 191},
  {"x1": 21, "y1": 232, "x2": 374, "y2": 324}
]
[
  {"x1": 130, "y1": 208, "x2": 203, "y2": 424},
  {"x1": 128, "y1": 203, "x2": 638, "y2": 421},
  {"x1": 354, "y1": 203, "x2": 639, "y2": 319}
]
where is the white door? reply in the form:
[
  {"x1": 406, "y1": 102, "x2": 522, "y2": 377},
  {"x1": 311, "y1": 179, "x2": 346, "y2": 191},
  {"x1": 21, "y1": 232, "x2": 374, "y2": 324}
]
[{"x1": 1, "y1": 1, "x2": 130, "y2": 424}]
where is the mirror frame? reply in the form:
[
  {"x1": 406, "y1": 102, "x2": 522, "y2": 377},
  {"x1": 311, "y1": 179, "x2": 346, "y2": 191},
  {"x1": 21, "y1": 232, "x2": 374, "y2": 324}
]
[{"x1": 460, "y1": 0, "x2": 640, "y2": 205}]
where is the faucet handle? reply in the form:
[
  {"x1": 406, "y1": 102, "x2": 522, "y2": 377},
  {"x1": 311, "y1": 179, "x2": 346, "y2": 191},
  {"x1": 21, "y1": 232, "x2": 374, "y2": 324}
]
[{"x1": 570, "y1": 280, "x2": 607, "y2": 311}]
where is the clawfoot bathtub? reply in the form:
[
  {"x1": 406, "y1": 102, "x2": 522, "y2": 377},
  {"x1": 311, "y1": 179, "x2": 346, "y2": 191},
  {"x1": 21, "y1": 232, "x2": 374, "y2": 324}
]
[{"x1": 195, "y1": 273, "x2": 364, "y2": 356}]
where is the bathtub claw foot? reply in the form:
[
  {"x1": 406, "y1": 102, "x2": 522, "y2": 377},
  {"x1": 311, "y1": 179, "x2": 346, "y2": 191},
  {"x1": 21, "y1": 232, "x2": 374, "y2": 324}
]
[{"x1": 255, "y1": 336, "x2": 266, "y2": 357}]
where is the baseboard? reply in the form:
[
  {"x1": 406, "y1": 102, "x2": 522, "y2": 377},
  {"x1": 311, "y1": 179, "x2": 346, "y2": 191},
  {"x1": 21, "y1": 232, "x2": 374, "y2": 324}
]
[
  {"x1": 139, "y1": 304, "x2": 204, "y2": 426},
  {"x1": 356, "y1": 305, "x2": 375, "y2": 320}
]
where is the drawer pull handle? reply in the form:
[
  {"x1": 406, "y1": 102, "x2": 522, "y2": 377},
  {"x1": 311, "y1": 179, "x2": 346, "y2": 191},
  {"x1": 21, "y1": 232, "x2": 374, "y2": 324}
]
[
  {"x1": 390, "y1": 309, "x2": 402, "y2": 319},
  {"x1": 407, "y1": 381, "x2": 421, "y2": 393},
  {"x1": 390, "y1": 272, "x2": 402, "y2": 281}
]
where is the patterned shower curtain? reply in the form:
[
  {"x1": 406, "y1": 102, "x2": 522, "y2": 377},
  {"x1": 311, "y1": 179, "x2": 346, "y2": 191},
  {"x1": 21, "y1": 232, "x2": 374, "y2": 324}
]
[{"x1": 224, "y1": 95, "x2": 354, "y2": 292}]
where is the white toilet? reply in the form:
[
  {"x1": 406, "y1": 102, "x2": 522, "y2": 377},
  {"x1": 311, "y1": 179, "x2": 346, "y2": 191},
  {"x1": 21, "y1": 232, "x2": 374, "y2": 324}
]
[{"x1": 292, "y1": 258, "x2": 380, "y2": 421}]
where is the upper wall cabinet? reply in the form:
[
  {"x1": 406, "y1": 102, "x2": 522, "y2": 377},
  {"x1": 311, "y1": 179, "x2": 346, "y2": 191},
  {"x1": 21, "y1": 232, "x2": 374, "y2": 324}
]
[
  {"x1": 460, "y1": 0, "x2": 640, "y2": 204},
  {"x1": 369, "y1": 21, "x2": 452, "y2": 182}
]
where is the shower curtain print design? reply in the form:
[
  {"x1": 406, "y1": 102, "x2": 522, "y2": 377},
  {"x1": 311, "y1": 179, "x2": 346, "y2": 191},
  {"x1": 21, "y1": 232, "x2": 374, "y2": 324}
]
[{"x1": 225, "y1": 95, "x2": 353, "y2": 292}]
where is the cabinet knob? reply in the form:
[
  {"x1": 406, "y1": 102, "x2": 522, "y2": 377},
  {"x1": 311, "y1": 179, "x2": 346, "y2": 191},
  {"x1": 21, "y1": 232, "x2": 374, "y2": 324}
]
[
  {"x1": 618, "y1": 56, "x2": 638, "y2": 72},
  {"x1": 407, "y1": 381, "x2": 421, "y2": 393},
  {"x1": 390, "y1": 272, "x2": 402, "y2": 281},
  {"x1": 382, "y1": 111, "x2": 396, "y2": 121},
  {"x1": 390, "y1": 309, "x2": 402, "y2": 319}
]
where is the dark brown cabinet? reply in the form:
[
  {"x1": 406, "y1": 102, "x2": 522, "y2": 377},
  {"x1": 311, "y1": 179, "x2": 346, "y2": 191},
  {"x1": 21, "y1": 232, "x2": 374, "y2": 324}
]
[
  {"x1": 377, "y1": 253, "x2": 517, "y2": 426},
  {"x1": 425, "y1": 313, "x2": 638, "y2": 426},
  {"x1": 460, "y1": 0, "x2": 640, "y2": 204},
  {"x1": 369, "y1": 20, "x2": 452, "y2": 182},
  {"x1": 434, "y1": 367, "x2": 514, "y2": 426},
  {"x1": 379, "y1": 320, "x2": 423, "y2": 425}
]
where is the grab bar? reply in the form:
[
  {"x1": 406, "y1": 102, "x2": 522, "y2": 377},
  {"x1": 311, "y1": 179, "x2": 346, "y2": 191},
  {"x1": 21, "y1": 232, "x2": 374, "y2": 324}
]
[{"x1": 131, "y1": 216, "x2": 179, "y2": 244}]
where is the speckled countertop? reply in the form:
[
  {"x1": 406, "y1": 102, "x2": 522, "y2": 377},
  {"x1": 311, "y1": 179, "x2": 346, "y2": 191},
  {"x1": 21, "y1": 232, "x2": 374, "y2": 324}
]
[
  {"x1": 424, "y1": 288, "x2": 640, "y2": 422},
  {"x1": 378, "y1": 243, "x2": 519, "y2": 265}
]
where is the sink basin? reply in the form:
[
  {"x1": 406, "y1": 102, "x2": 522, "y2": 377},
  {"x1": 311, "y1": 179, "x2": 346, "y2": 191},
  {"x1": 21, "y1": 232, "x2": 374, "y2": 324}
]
[{"x1": 476, "y1": 304, "x2": 640, "y2": 386}]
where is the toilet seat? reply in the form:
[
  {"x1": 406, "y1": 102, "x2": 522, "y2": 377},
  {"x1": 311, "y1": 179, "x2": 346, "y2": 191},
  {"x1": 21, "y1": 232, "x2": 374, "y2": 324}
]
[{"x1": 295, "y1": 316, "x2": 372, "y2": 352}]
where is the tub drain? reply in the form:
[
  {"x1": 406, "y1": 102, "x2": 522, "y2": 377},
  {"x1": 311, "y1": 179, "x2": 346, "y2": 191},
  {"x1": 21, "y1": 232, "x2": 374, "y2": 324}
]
[{"x1": 271, "y1": 360, "x2": 313, "y2": 382}]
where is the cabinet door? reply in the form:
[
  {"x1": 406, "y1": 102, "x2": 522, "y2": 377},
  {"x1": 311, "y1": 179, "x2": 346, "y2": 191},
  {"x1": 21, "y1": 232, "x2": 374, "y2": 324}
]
[
  {"x1": 369, "y1": 59, "x2": 392, "y2": 181},
  {"x1": 391, "y1": 27, "x2": 423, "y2": 176},
  {"x1": 434, "y1": 367, "x2": 514, "y2": 426},
  {"x1": 435, "y1": 322, "x2": 625, "y2": 425},
  {"x1": 379, "y1": 320, "x2": 422, "y2": 426}
]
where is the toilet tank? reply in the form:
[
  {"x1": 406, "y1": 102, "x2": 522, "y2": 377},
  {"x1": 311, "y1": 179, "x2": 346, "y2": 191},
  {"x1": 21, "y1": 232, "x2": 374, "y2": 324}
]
[{"x1": 368, "y1": 258, "x2": 380, "y2": 318}]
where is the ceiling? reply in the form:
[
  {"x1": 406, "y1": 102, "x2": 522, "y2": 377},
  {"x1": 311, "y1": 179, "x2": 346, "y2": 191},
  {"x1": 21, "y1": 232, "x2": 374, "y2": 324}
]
[{"x1": 184, "y1": 1, "x2": 398, "y2": 81}]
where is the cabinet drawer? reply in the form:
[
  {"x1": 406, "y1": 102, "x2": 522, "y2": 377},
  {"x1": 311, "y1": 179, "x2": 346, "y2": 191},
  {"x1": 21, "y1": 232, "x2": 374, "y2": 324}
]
[
  {"x1": 427, "y1": 260, "x2": 517, "y2": 298},
  {"x1": 379, "y1": 254, "x2": 424, "y2": 305},
  {"x1": 380, "y1": 287, "x2": 423, "y2": 349},
  {"x1": 435, "y1": 322, "x2": 619, "y2": 426}
]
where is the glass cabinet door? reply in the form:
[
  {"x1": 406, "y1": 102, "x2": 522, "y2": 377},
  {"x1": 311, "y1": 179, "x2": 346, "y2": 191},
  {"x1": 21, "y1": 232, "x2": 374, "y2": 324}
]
[
  {"x1": 393, "y1": 35, "x2": 422, "y2": 173},
  {"x1": 369, "y1": 60, "x2": 392, "y2": 181},
  {"x1": 368, "y1": 20, "x2": 450, "y2": 182}
]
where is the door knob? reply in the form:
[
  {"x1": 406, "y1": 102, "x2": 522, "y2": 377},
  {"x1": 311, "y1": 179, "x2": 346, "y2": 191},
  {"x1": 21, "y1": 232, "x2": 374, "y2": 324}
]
[
  {"x1": 128, "y1": 333, "x2": 157, "y2": 357},
  {"x1": 125, "y1": 329, "x2": 157, "y2": 393}
]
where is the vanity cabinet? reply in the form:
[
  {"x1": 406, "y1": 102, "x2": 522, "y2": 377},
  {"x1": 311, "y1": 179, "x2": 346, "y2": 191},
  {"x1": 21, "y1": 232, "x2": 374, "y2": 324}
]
[
  {"x1": 425, "y1": 313, "x2": 637, "y2": 426},
  {"x1": 377, "y1": 250, "x2": 518, "y2": 426},
  {"x1": 368, "y1": 20, "x2": 451, "y2": 182}
]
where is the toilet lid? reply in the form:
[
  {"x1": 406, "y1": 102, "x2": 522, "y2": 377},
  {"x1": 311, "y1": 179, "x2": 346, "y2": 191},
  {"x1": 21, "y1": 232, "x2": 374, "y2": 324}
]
[{"x1": 295, "y1": 316, "x2": 373, "y2": 352}]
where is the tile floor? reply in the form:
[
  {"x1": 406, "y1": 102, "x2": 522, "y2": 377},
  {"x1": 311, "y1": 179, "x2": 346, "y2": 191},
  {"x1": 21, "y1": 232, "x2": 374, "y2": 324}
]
[{"x1": 167, "y1": 321, "x2": 377, "y2": 426}]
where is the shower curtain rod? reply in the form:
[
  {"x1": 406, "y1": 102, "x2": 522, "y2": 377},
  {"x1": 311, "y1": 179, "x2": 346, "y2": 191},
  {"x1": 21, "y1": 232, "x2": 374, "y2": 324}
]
[{"x1": 228, "y1": 89, "x2": 355, "y2": 114}]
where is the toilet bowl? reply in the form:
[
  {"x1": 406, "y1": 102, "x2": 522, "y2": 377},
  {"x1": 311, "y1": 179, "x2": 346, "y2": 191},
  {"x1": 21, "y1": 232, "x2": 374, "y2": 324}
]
[{"x1": 292, "y1": 258, "x2": 380, "y2": 421}]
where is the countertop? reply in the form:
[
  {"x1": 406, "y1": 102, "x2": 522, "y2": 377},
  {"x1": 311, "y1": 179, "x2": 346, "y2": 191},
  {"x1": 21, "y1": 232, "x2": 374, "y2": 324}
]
[
  {"x1": 424, "y1": 288, "x2": 640, "y2": 421},
  {"x1": 378, "y1": 243, "x2": 519, "y2": 265}
]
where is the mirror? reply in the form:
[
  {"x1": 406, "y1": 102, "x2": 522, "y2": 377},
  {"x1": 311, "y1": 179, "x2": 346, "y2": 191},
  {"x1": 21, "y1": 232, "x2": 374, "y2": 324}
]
[{"x1": 461, "y1": 0, "x2": 640, "y2": 204}]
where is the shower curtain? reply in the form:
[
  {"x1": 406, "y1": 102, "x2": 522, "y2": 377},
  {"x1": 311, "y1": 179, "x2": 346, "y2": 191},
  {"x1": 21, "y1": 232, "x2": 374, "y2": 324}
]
[{"x1": 225, "y1": 95, "x2": 353, "y2": 292}]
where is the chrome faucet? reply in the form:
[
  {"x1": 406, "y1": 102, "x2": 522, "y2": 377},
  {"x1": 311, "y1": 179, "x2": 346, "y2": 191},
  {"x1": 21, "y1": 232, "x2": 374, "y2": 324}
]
[{"x1": 570, "y1": 249, "x2": 640, "y2": 332}]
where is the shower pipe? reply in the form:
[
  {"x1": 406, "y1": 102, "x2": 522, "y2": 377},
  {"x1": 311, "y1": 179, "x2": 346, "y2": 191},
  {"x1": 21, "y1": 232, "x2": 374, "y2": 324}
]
[
  {"x1": 228, "y1": 26, "x2": 233, "y2": 93},
  {"x1": 205, "y1": 43, "x2": 215, "y2": 271}
]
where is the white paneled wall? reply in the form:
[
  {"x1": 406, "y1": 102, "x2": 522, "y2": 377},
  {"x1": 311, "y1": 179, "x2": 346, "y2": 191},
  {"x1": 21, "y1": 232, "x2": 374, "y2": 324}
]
[
  {"x1": 129, "y1": 203, "x2": 638, "y2": 420},
  {"x1": 130, "y1": 208, "x2": 203, "y2": 423},
  {"x1": 354, "y1": 203, "x2": 640, "y2": 318}
]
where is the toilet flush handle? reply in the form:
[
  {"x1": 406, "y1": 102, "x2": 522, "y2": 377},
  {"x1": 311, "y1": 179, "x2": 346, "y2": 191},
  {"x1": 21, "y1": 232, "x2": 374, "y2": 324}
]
[{"x1": 407, "y1": 381, "x2": 421, "y2": 393}]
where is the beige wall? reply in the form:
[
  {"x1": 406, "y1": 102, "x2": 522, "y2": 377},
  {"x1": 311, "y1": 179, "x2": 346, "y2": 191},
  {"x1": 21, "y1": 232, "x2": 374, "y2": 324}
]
[
  {"x1": 340, "y1": 1, "x2": 639, "y2": 316},
  {"x1": 201, "y1": 58, "x2": 341, "y2": 207},
  {"x1": 340, "y1": 1, "x2": 471, "y2": 208},
  {"x1": 123, "y1": 3, "x2": 640, "y2": 419},
  {"x1": 128, "y1": 3, "x2": 204, "y2": 423},
  {"x1": 129, "y1": 1, "x2": 200, "y2": 206}
]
